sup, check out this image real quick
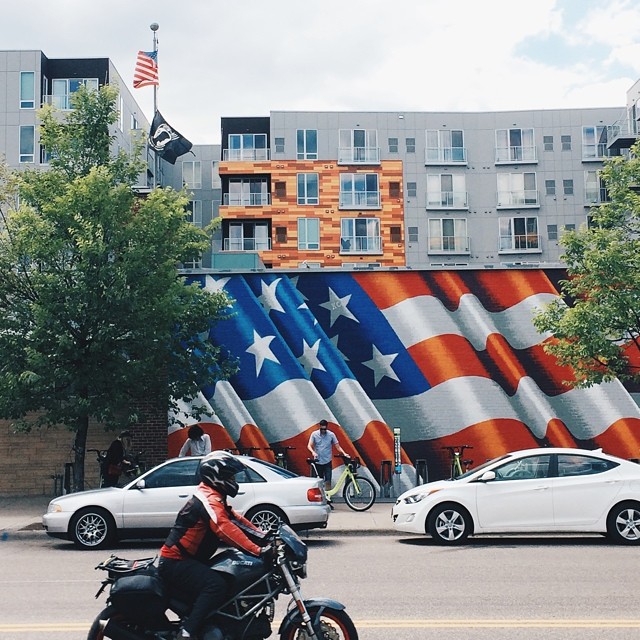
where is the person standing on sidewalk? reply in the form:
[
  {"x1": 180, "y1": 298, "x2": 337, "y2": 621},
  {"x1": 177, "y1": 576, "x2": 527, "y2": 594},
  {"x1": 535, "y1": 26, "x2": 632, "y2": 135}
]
[{"x1": 307, "y1": 420, "x2": 348, "y2": 503}]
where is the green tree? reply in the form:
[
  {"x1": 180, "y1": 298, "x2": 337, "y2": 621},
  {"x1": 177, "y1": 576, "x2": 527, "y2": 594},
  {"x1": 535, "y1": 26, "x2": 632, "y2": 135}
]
[
  {"x1": 0, "y1": 85, "x2": 235, "y2": 490},
  {"x1": 533, "y1": 140, "x2": 640, "y2": 388}
]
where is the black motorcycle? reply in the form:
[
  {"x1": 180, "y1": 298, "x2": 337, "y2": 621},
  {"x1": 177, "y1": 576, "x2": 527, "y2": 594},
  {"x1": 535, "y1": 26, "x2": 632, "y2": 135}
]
[{"x1": 87, "y1": 524, "x2": 358, "y2": 640}]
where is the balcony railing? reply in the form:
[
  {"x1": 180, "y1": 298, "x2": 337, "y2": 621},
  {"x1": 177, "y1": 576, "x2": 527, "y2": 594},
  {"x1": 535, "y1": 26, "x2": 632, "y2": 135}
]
[
  {"x1": 340, "y1": 236, "x2": 382, "y2": 254},
  {"x1": 339, "y1": 191, "x2": 381, "y2": 209},
  {"x1": 425, "y1": 191, "x2": 468, "y2": 209},
  {"x1": 582, "y1": 143, "x2": 612, "y2": 161},
  {"x1": 337, "y1": 147, "x2": 380, "y2": 164},
  {"x1": 223, "y1": 237, "x2": 271, "y2": 251},
  {"x1": 498, "y1": 234, "x2": 542, "y2": 253},
  {"x1": 223, "y1": 193, "x2": 271, "y2": 206},
  {"x1": 585, "y1": 187, "x2": 611, "y2": 205},
  {"x1": 496, "y1": 190, "x2": 539, "y2": 208},
  {"x1": 425, "y1": 147, "x2": 467, "y2": 164},
  {"x1": 495, "y1": 145, "x2": 537, "y2": 163},
  {"x1": 223, "y1": 148, "x2": 270, "y2": 161},
  {"x1": 42, "y1": 95, "x2": 72, "y2": 110},
  {"x1": 607, "y1": 119, "x2": 639, "y2": 149},
  {"x1": 428, "y1": 236, "x2": 471, "y2": 254}
]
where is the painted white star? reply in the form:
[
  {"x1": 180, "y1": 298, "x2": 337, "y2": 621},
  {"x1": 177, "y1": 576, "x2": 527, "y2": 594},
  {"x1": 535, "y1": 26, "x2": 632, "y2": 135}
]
[
  {"x1": 320, "y1": 287, "x2": 359, "y2": 327},
  {"x1": 258, "y1": 278, "x2": 285, "y2": 314},
  {"x1": 298, "y1": 339, "x2": 326, "y2": 376},
  {"x1": 204, "y1": 275, "x2": 230, "y2": 294},
  {"x1": 362, "y1": 345, "x2": 400, "y2": 386},
  {"x1": 246, "y1": 330, "x2": 280, "y2": 376}
]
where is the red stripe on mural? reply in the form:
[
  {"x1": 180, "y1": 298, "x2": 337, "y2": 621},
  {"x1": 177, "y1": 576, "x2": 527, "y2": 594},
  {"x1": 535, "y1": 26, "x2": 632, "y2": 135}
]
[
  {"x1": 353, "y1": 420, "x2": 412, "y2": 477},
  {"x1": 236, "y1": 424, "x2": 273, "y2": 462},
  {"x1": 167, "y1": 422, "x2": 236, "y2": 458},
  {"x1": 591, "y1": 418, "x2": 640, "y2": 458}
]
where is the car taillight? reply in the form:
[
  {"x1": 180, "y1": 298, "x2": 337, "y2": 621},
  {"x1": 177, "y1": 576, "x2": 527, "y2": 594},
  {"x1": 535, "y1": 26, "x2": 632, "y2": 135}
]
[{"x1": 307, "y1": 487, "x2": 323, "y2": 503}]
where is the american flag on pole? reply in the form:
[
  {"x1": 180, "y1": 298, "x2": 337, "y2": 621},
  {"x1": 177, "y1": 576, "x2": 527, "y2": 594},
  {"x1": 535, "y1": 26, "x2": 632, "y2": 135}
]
[{"x1": 133, "y1": 50, "x2": 159, "y2": 88}]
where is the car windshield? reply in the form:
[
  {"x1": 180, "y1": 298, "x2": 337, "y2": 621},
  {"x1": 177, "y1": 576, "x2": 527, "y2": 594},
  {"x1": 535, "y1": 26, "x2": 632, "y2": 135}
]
[
  {"x1": 246, "y1": 457, "x2": 298, "y2": 479},
  {"x1": 453, "y1": 452, "x2": 514, "y2": 480}
]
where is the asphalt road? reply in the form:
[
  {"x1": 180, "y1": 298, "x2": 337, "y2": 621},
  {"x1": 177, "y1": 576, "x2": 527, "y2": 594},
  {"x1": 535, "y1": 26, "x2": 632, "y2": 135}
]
[{"x1": 2, "y1": 529, "x2": 640, "y2": 639}]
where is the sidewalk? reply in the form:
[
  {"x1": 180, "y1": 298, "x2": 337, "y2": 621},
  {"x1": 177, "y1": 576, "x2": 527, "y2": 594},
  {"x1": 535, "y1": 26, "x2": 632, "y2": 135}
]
[{"x1": 0, "y1": 495, "x2": 397, "y2": 537}]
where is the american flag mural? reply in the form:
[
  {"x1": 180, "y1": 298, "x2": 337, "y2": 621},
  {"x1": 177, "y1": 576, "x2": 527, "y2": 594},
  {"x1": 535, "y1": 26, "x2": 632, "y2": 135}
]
[{"x1": 169, "y1": 269, "x2": 640, "y2": 488}]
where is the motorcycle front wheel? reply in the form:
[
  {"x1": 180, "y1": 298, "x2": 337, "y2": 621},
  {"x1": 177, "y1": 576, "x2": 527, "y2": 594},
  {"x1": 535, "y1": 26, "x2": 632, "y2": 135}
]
[{"x1": 280, "y1": 605, "x2": 358, "y2": 640}]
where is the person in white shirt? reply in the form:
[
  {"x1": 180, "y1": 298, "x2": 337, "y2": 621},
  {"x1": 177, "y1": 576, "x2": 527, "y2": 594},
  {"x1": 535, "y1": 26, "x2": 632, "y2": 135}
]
[{"x1": 179, "y1": 425, "x2": 212, "y2": 457}]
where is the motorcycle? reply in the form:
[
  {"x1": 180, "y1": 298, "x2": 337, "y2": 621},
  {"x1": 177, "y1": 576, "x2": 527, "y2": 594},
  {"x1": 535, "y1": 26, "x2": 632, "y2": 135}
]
[{"x1": 87, "y1": 523, "x2": 358, "y2": 640}]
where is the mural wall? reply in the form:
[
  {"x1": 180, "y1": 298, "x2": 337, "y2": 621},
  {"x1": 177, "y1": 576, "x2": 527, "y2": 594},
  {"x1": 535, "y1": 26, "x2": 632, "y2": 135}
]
[{"x1": 169, "y1": 269, "x2": 640, "y2": 489}]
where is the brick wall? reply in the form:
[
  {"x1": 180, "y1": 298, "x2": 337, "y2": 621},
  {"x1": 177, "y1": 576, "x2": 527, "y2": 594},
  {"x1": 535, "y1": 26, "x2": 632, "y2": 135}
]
[{"x1": 0, "y1": 402, "x2": 169, "y2": 497}]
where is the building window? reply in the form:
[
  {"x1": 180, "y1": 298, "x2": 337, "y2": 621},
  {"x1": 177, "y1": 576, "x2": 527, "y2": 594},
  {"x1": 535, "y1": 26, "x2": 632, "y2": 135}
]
[
  {"x1": 225, "y1": 221, "x2": 270, "y2": 251},
  {"x1": 408, "y1": 226, "x2": 419, "y2": 243},
  {"x1": 497, "y1": 172, "x2": 538, "y2": 207},
  {"x1": 275, "y1": 226, "x2": 287, "y2": 243},
  {"x1": 186, "y1": 201, "x2": 203, "y2": 227},
  {"x1": 298, "y1": 218, "x2": 320, "y2": 250},
  {"x1": 563, "y1": 179, "x2": 574, "y2": 195},
  {"x1": 274, "y1": 137, "x2": 285, "y2": 154},
  {"x1": 405, "y1": 137, "x2": 416, "y2": 153},
  {"x1": 428, "y1": 218, "x2": 469, "y2": 253},
  {"x1": 426, "y1": 129, "x2": 466, "y2": 163},
  {"x1": 181, "y1": 256, "x2": 202, "y2": 270},
  {"x1": 131, "y1": 114, "x2": 140, "y2": 130},
  {"x1": 297, "y1": 173, "x2": 319, "y2": 205},
  {"x1": 340, "y1": 218, "x2": 381, "y2": 253},
  {"x1": 582, "y1": 126, "x2": 609, "y2": 160},
  {"x1": 404, "y1": 182, "x2": 416, "y2": 199},
  {"x1": 584, "y1": 170, "x2": 610, "y2": 204},
  {"x1": 388, "y1": 137, "x2": 398, "y2": 153},
  {"x1": 297, "y1": 129, "x2": 317, "y2": 160},
  {"x1": 20, "y1": 71, "x2": 35, "y2": 109},
  {"x1": 390, "y1": 225, "x2": 402, "y2": 243},
  {"x1": 49, "y1": 78, "x2": 98, "y2": 110},
  {"x1": 226, "y1": 133, "x2": 268, "y2": 161},
  {"x1": 495, "y1": 128, "x2": 536, "y2": 163},
  {"x1": 339, "y1": 173, "x2": 380, "y2": 208},
  {"x1": 545, "y1": 180, "x2": 556, "y2": 196},
  {"x1": 389, "y1": 182, "x2": 401, "y2": 198},
  {"x1": 426, "y1": 174, "x2": 468, "y2": 208},
  {"x1": 499, "y1": 216, "x2": 540, "y2": 251},
  {"x1": 274, "y1": 181, "x2": 287, "y2": 199},
  {"x1": 543, "y1": 135, "x2": 553, "y2": 151},
  {"x1": 564, "y1": 224, "x2": 575, "y2": 232},
  {"x1": 561, "y1": 135, "x2": 572, "y2": 151},
  {"x1": 182, "y1": 161, "x2": 202, "y2": 189},
  {"x1": 19, "y1": 125, "x2": 35, "y2": 163},
  {"x1": 226, "y1": 178, "x2": 269, "y2": 206},
  {"x1": 547, "y1": 224, "x2": 558, "y2": 240},
  {"x1": 338, "y1": 129, "x2": 379, "y2": 164}
]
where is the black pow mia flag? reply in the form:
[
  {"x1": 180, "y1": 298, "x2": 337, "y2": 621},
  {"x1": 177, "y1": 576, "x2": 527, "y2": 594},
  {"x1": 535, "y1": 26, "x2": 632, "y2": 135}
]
[{"x1": 148, "y1": 110, "x2": 193, "y2": 165}]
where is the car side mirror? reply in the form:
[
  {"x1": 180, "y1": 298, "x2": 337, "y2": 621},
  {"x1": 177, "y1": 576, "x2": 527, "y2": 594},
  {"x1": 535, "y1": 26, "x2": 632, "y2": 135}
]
[
  {"x1": 135, "y1": 479, "x2": 146, "y2": 490},
  {"x1": 479, "y1": 471, "x2": 496, "y2": 482}
]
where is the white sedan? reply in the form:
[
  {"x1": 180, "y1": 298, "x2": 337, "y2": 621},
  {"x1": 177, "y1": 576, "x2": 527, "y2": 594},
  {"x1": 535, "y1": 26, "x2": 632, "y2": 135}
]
[
  {"x1": 392, "y1": 447, "x2": 640, "y2": 545},
  {"x1": 43, "y1": 453, "x2": 330, "y2": 549}
]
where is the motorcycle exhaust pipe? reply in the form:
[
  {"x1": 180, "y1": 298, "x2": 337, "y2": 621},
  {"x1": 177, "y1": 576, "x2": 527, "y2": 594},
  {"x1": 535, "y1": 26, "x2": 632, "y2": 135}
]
[{"x1": 101, "y1": 618, "x2": 145, "y2": 640}]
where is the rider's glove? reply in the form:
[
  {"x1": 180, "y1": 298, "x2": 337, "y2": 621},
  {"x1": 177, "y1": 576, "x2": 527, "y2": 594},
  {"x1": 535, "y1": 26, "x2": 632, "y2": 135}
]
[{"x1": 260, "y1": 543, "x2": 275, "y2": 560}]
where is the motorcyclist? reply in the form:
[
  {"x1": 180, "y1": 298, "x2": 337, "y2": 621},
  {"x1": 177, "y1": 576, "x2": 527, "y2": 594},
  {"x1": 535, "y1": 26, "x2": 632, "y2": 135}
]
[{"x1": 158, "y1": 451, "x2": 271, "y2": 639}]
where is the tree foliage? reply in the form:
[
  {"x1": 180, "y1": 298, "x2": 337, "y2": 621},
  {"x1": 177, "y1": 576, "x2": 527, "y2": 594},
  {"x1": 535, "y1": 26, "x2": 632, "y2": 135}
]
[
  {"x1": 0, "y1": 85, "x2": 235, "y2": 488},
  {"x1": 533, "y1": 140, "x2": 640, "y2": 387}
]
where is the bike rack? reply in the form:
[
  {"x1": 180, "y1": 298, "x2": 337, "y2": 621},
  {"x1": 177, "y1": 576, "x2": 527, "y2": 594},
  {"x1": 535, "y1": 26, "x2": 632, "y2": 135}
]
[
  {"x1": 415, "y1": 459, "x2": 429, "y2": 486},
  {"x1": 379, "y1": 460, "x2": 393, "y2": 497}
]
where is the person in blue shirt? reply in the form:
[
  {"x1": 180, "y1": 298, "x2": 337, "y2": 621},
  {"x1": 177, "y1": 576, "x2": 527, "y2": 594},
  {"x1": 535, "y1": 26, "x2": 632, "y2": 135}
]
[{"x1": 307, "y1": 420, "x2": 348, "y2": 499}]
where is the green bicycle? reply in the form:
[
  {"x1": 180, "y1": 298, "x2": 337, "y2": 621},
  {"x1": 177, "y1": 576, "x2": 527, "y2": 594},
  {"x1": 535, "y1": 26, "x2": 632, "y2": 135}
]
[{"x1": 308, "y1": 454, "x2": 376, "y2": 511}]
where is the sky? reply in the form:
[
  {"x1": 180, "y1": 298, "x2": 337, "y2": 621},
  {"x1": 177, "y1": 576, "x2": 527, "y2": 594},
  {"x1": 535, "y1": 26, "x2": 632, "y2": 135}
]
[{"x1": 2, "y1": 0, "x2": 640, "y2": 145}]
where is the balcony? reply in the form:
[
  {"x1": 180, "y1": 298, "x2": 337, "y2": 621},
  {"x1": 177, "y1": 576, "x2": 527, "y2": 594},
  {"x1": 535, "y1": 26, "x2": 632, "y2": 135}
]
[
  {"x1": 222, "y1": 193, "x2": 271, "y2": 206},
  {"x1": 498, "y1": 234, "x2": 542, "y2": 253},
  {"x1": 425, "y1": 191, "x2": 468, "y2": 209},
  {"x1": 339, "y1": 191, "x2": 381, "y2": 209},
  {"x1": 42, "y1": 94, "x2": 72, "y2": 110},
  {"x1": 425, "y1": 147, "x2": 467, "y2": 165},
  {"x1": 497, "y1": 190, "x2": 539, "y2": 208},
  {"x1": 607, "y1": 119, "x2": 639, "y2": 150},
  {"x1": 585, "y1": 187, "x2": 611, "y2": 206},
  {"x1": 222, "y1": 148, "x2": 270, "y2": 161},
  {"x1": 337, "y1": 147, "x2": 380, "y2": 165},
  {"x1": 427, "y1": 236, "x2": 471, "y2": 254},
  {"x1": 495, "y1": 146, "x2": 537, "y2": 164},
  {"x1": 339, "y1": 236, "x2": 382, "y2": 254},
  {"x1": 582, "y1": 143, "x2": 613, "y2": 161},
  {"x1": 223, "y1": 237, "x2": 272, "y2": 251}
]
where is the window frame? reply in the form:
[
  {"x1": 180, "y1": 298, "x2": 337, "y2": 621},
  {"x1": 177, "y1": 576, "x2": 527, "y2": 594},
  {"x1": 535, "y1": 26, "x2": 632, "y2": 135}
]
[
  {"x1": 20, "y1": 71, "x2": 35, "y2": 109},
  {"x1": 298, "y1": 217, "x2": 320, "y2": 250}
]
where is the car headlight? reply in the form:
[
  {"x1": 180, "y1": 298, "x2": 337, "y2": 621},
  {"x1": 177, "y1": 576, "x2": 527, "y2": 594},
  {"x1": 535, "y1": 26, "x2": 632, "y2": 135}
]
[
  {"x1": 403, "y1": 488, "x2": 443, "y2": 504},
  {"x1": 47, "y1": 503, "x2": 63, "y2": 513}
]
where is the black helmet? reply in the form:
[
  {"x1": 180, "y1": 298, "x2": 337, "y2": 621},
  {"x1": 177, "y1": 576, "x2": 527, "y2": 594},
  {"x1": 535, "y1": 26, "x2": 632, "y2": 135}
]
[{"x1": 198, "y1": 451, "x2": 244, "y2": 497}]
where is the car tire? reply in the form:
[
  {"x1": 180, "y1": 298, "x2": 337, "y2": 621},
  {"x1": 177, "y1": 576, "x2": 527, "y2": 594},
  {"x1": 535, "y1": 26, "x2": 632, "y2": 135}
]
[
  {"x1": 607, "y1": 501, "x2": 640, "y2": 545},
  {"x1": 70, "y1": 507, "x2": 115, "y2": 550},
  {"x1": 245, "y1": 505, "x2": 289, "y2": 532},
  {"x1": 427, "y1": 502, "x2": 472, "y2": 545}
]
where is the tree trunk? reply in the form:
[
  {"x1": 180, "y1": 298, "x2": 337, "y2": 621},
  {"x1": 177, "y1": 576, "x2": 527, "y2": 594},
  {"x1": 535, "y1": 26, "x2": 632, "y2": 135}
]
[{"x1": 72, "y1": 415, "x2": 89, "y2": 492}]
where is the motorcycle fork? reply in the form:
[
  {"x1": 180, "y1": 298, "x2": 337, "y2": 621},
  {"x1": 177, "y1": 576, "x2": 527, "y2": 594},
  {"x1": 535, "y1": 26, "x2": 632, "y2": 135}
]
[{"x1": 279, "y1": 559, "x2": 318, "y2": 640}]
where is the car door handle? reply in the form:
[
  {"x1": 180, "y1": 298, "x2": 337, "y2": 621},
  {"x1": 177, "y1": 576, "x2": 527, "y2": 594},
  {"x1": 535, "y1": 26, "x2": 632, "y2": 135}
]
[
  {"x1": 178, "y1": 494, "x2": 190, "y2": 498},
  {"x1": 534, "y1": 486, "x2": 550, "y2": 491}
]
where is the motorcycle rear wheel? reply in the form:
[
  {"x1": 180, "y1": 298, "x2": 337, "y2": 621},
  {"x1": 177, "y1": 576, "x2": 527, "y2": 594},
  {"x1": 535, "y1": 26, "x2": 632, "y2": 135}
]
[{"x1": 280, "y1": 605, "x2": 358, "y2": 640}]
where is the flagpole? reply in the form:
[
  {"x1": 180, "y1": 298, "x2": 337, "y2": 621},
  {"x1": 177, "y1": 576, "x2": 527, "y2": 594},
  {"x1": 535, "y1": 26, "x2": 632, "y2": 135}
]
[{"x1": 150, "y1": 22, "x2": 159, "y2": 187}]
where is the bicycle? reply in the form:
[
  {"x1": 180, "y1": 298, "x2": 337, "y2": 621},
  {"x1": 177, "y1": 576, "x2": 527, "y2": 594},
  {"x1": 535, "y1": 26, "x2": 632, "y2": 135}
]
[
  {"x1": 308, "y1": 454, "x2": 376, "y2": 511},
  {"x1": 265, "y1": 445, "x2": 295, "y2": 469},
  {"x1": 88, "y1": 449, "x2": 145, "y2": 488},
  {"x1": 442, "y1": 445, "x2": 474, "y2": 479}
]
